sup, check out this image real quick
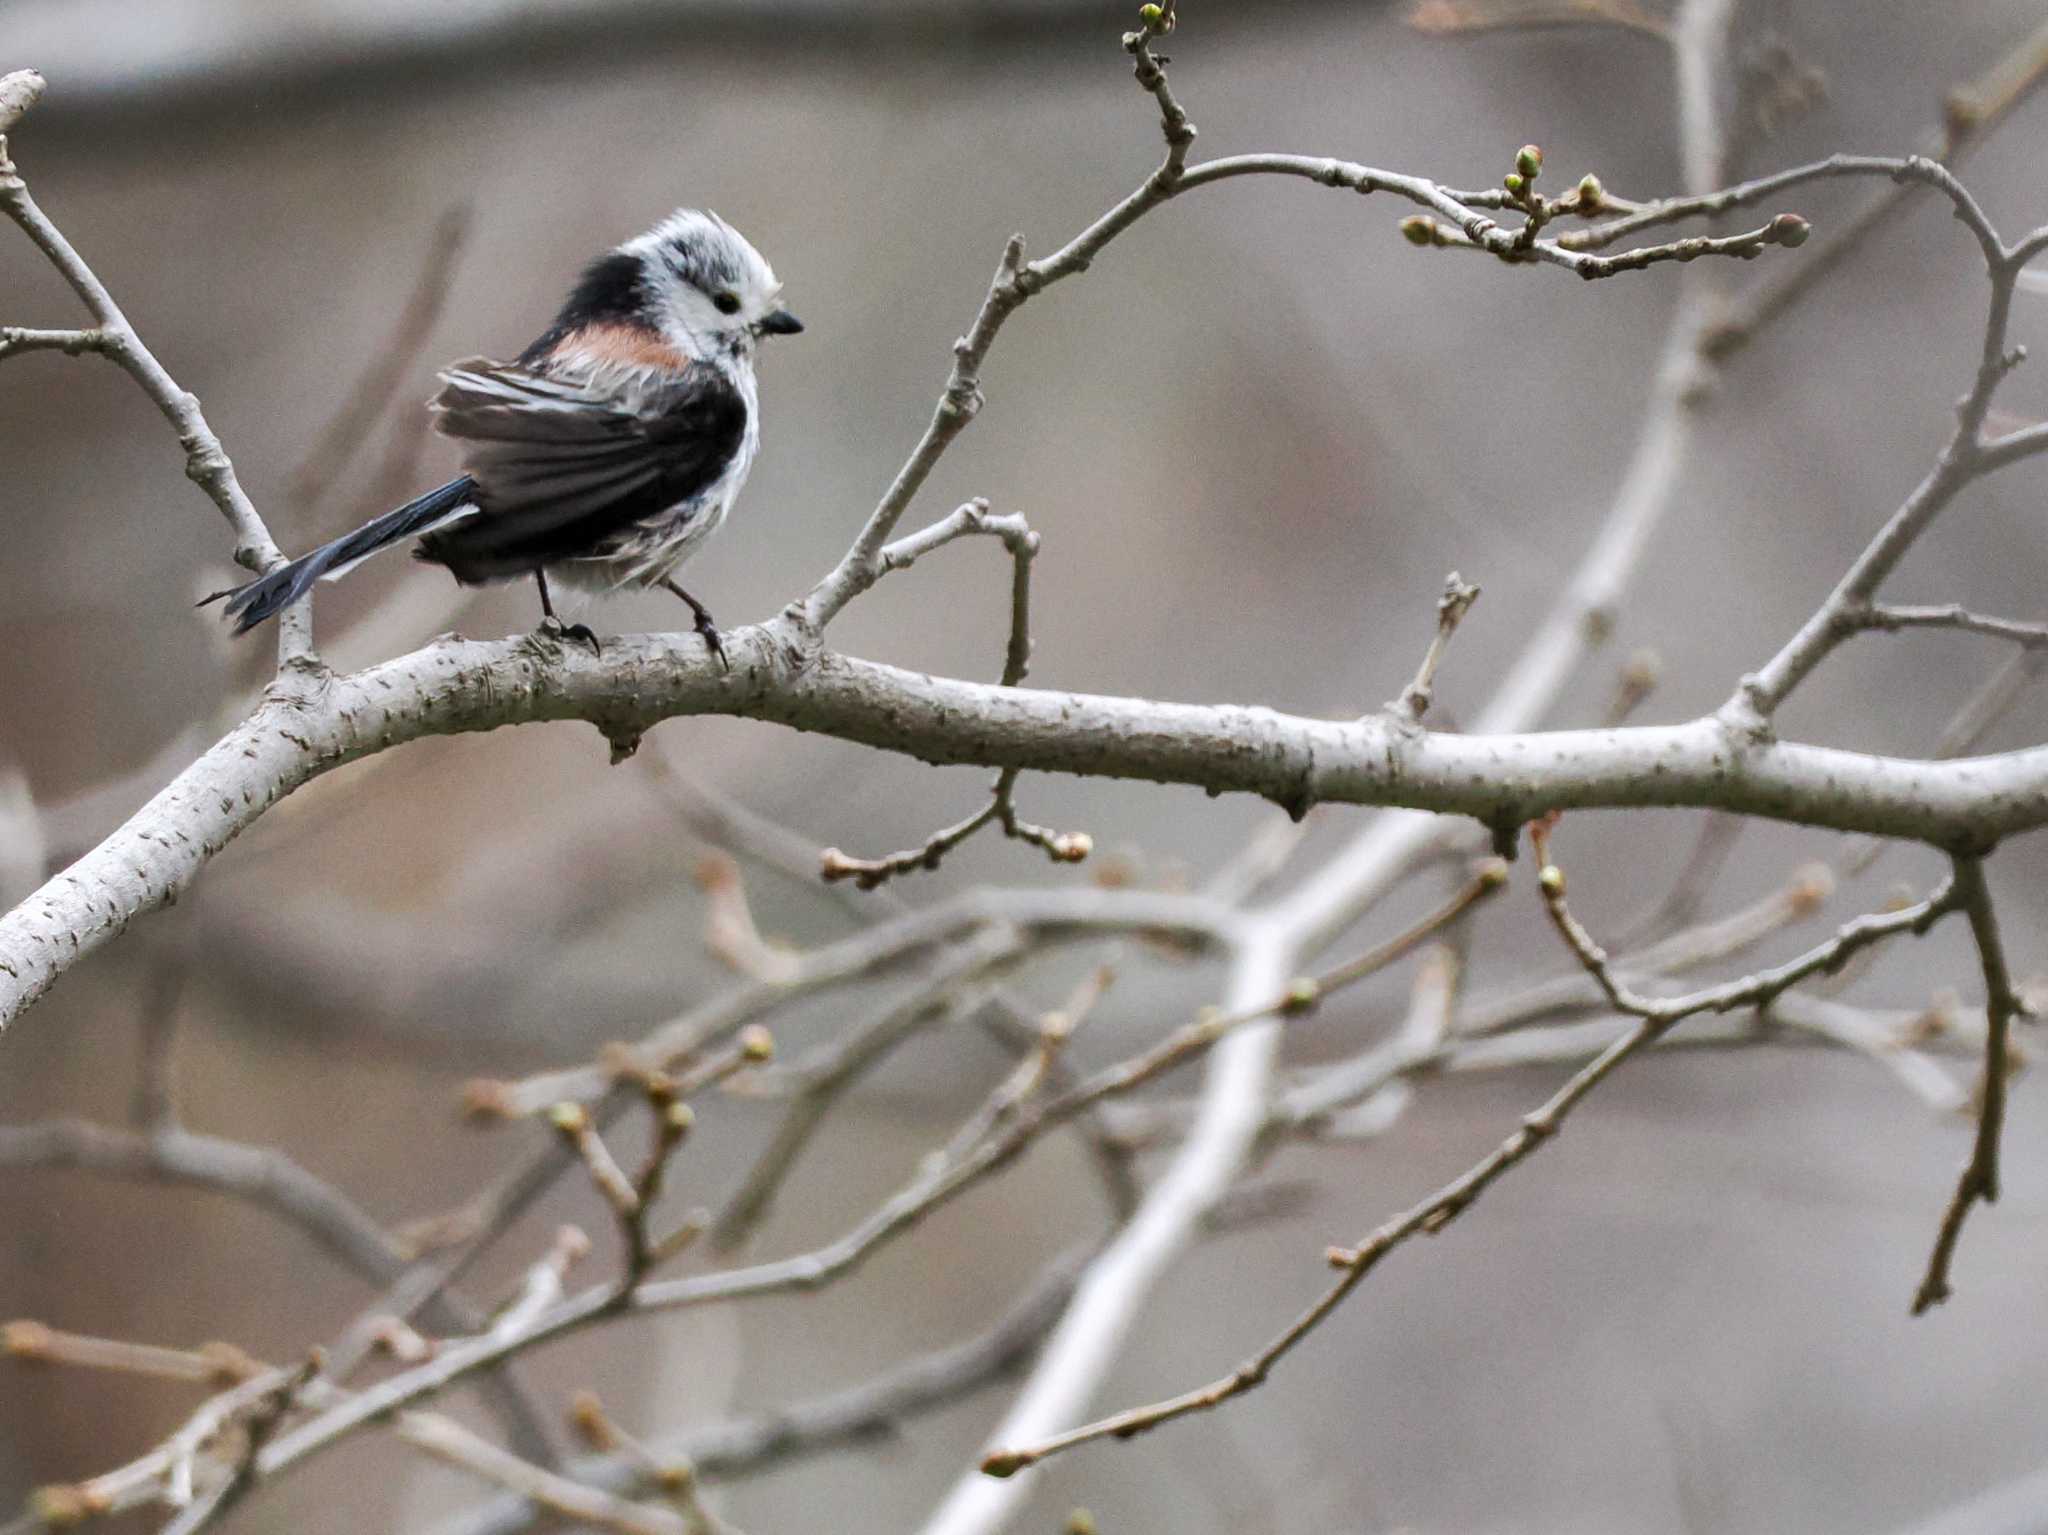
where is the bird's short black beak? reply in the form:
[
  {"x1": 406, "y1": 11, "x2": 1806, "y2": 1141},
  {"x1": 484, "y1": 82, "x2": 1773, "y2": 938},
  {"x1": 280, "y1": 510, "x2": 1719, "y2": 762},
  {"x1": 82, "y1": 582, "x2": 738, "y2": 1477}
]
[{"x1": 757, "y1": 308, "x2": 804, "y2": 336}]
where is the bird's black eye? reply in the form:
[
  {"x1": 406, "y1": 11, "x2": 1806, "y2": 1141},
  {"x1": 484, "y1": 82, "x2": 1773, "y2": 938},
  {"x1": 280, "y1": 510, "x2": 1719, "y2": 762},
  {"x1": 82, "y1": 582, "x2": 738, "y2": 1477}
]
[{"x1": 713, "y1": 291, "x2": 742, "y2": 315}]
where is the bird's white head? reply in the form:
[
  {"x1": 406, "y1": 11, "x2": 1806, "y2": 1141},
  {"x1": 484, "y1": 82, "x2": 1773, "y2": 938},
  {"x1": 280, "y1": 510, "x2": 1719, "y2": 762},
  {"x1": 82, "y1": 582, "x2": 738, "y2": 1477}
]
[{"x1": 626, "y1": 209, "x2": 802, "y2": 367}]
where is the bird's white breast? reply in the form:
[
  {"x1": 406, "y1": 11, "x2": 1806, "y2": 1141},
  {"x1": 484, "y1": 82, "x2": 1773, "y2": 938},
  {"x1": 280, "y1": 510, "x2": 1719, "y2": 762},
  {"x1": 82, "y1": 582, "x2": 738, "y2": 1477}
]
[{"x1": 546, "y1": 351, "x2": 757, "y2": 594}]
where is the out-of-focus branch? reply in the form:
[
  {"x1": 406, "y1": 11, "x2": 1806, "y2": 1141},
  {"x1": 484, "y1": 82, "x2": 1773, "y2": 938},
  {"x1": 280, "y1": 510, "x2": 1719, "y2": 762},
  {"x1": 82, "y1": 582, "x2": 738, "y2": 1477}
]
[
  {"x1": 402, "y1": 1413, "x2": 698, "y2": 1535},
  {"x1": 1702, "y1": 15, "x2": 2048, "y2": 363},
  {"x1": 711, "y1": 933, "x2": 1017, "y2": 1247},
  {"x1": 930, "y1": 859, "x2": 1506, "y2": 1530},
  {"x1": 8, "y1": 1344, "x2": 321, "y2": 1530},
  {"x1": 286, "y1": 204, "x2": 471, "y2": 515},
  {"x1": 183, "y1": 864, "x2": 1484, "y2": 1487},
  {"x1": 979, "y1": 822, "x2": 1955, "y2": 1476},
  {"x1": 657, "y1": 771, "x2": 1143, "y2": 1222},
  {"x1": 0, "y1": 769, "x2": 43, "y2": 910},
  {"x1": 644, "y1": 751, "x2": 876, "y2": 918},
  {"x1": 471, "y1": 885, "x2": 1239, "y2": 1117},
  {"x1": 8, "y1": 1326, "x2": 598, "y2": 1535},
  {"x1": 0, "y1": 1116, "x2": 555, "y2": 1463},
  {"x1": 0, "y1": 1119, "x2": 446, "y2": 1315},
  {"x1": 1275, "y1": 860, "x2": 1827, "y2": 1133},
  {"x1": 435, "y1": 1249, "x2": 1091, "y2": 1535},
  {"x1": 1407, "y1": 0, "x2": 1667, "y2": 36}
]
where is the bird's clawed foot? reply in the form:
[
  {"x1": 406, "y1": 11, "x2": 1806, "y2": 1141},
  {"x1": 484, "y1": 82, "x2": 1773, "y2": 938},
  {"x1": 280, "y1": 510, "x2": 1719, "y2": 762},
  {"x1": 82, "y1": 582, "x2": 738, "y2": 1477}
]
[
  {"x1": 540, "y1": 617, "x2": 603, "y2": 657},
  {"x1": 532, "y1": 569, "x2": 602, "y2": 656},
  {"x1": 662, "y1": 579, "x2": 729, "y2": 672},
  {"x1": 694, "y1": 611, "x2": 729, "y2": 672}
]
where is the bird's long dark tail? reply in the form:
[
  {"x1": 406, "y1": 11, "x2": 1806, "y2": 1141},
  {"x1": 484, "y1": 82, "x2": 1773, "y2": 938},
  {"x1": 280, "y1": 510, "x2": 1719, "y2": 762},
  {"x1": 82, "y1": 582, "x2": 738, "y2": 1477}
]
[{"x1": 203, "y1": 476, "x2": 479, "y2": 635}]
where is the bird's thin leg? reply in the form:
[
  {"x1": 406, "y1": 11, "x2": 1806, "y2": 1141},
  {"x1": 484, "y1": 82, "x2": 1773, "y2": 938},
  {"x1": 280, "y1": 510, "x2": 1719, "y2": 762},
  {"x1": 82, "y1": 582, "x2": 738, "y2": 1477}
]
[
  {"x1": 660, "y1": 578, "x2": 728, "y2": 671},
  {"x1": 534, "y1": 568, "x2": 601, "y2": 656}
]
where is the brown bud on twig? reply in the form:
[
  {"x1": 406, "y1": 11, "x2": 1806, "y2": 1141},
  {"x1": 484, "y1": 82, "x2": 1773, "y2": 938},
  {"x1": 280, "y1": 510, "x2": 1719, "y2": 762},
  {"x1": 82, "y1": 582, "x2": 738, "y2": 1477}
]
[
  {"x1": 1766, "y1": 212, "x2": 1811, "y2": 248},
  {"x1": 569, "y1": 1389, "x2": 617, "y2": 1450},
  {"x1": 1279, "y1": 978, "x2": 1322, "y2": 1016},
  {"x1": 29, "y1": 1483, "x2": 108, "y2": 1528},
  {"x1": 197, "y1": 1340, "x2": 265, "y2": 1385},
  {"x1": 1049, "y1": 831, "x2": 1093, "y2": 863},
  {"x1": 1400, "y1": 215, "x2": 1442, "y2": 247},
  {"x1": 547, "y1": 1101, "x2": 589, "y2": 1134},
  {"x1": 460, "y1": 1078, "x2": 517, "y2": 1121},
  {"x1": 1, "y1": 1319, "x2": 53, "y2": 1360}
]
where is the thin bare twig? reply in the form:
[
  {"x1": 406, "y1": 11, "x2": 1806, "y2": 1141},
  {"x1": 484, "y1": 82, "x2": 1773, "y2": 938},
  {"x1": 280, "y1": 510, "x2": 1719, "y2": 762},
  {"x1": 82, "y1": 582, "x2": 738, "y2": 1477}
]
[
  {"x1": 0, "y1": 323, "x2": 108, "y2": 361},
  {"x1": 287, "y1": 203, "x2": 470, "y2": 514},
  {"x1": 0, "y1": 72, "x2": 307, "y2": 660},
  {"x1": 1914, "y1": 853, "x2": 2029, "y2": 1312},
  {"x1": 1389, "y1": 573, "x2": 1481, "y2": 723},
  {"x1": 404, "y1": 1413, "x2": 698, "y2": 1535},
  {"x1": 711, "y1": 934, "x2": 1014, "y2": 1248},
  {"x1": 0, "y1": 1116, "x2": 556, "y2": 1461},
  {"x1": 1, "y1": 1323, "x2": 260, "y2": 1387},
  {"x1": 1701, "y1": 14, "x2": 2048, "y2": 362},
  {"x1": 1527, "y1": 822, "x2": 1958, "y2": 1029},
  {"x1": 821, "y1": 503, "x2": 1091, "y2": 886},
  {"x1": 1849, "y1": 603, "x2": 2048, "y2": 650}
]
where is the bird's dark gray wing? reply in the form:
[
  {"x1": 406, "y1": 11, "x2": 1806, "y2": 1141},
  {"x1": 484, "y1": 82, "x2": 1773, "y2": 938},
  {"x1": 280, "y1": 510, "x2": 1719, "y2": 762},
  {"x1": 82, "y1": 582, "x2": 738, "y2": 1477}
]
[{"x1": 417, "y1": 359, "x2": 747, "y2": 582}]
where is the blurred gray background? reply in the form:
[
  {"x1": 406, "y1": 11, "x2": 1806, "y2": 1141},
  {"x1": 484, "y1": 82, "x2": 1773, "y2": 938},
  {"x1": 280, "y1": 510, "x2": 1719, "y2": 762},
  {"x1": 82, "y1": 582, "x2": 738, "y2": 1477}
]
[{"x1": 4, "y1": 1, "x2": 2048, "y2": 1531}]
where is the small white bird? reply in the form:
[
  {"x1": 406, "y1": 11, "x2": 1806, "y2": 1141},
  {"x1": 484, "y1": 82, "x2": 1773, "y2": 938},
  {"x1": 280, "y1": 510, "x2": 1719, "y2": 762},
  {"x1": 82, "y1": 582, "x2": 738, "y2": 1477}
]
[{"x1": 209, "y1": 209, "x2": 802, "y2": 665}]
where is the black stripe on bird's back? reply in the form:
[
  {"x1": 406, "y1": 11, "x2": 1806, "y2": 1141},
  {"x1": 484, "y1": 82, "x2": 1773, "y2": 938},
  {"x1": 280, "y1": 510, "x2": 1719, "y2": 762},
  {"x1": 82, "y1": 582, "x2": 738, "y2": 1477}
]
[{"x1": 516, "y1": 251, "x2": 648, "y2": 367}]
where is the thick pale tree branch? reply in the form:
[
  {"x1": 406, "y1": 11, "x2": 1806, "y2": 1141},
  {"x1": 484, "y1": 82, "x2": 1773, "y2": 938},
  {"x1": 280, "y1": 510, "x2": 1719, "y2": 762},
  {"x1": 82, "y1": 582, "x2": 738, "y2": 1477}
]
[{"x1": 16, "y1": 635, "x2": 2048, "y2": 1032}]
